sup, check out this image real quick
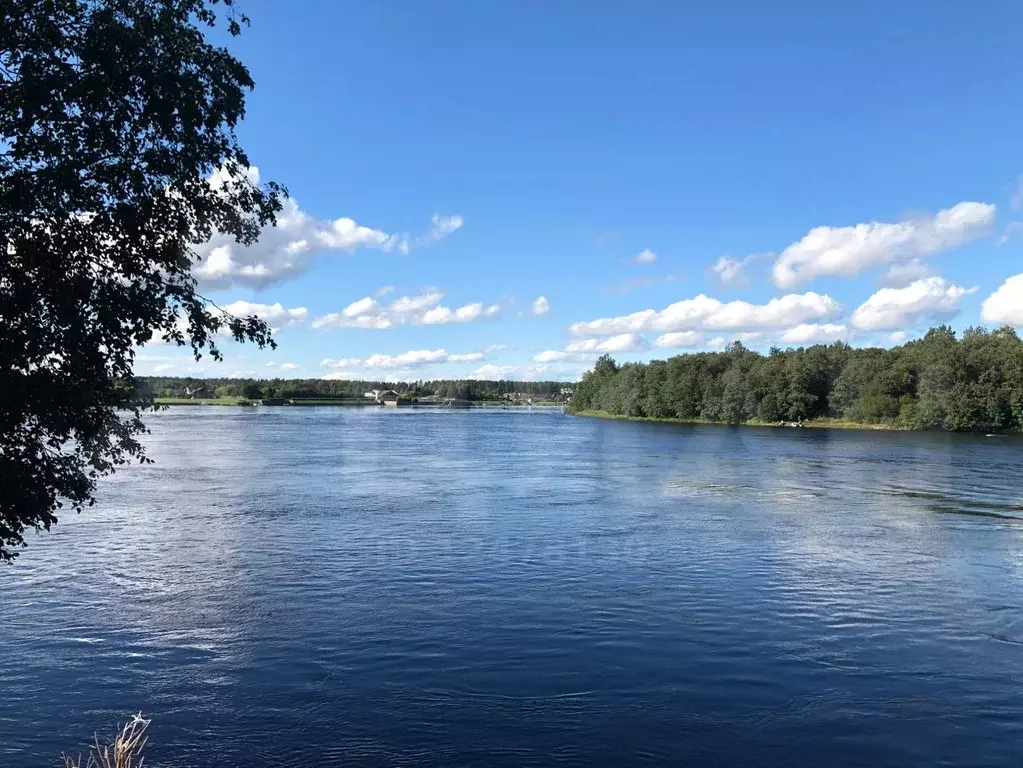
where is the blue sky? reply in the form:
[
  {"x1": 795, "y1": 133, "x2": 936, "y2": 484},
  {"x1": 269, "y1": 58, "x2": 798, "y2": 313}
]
[{"x1": 139, "y1": 1, "x2": 1023, "y2": 382}]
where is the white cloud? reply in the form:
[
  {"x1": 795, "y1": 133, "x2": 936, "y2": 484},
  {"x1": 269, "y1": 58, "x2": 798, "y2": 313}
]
[
  {"x1": 221, "y1": 300, "x2": 309, "y2": 330},
  {"x1": 569, "y1": 291, "x2": 840, "y2": 337},
  {"x1": 192, "y1": 168, "x2": 463, "y2": 290},
  {"x1": 981, "y1": 273, "x2": 1023, "y2": 325},
  {"x1": 851, "y1": 277, "x2": 977, "y2": 331},
  {"x1": 153, "y1": 363, "x2": 174, "y2": 373},
  {"x1": 880, "y1": 259, "x2": 931, "y2": 288},
  {"x1": 320, "y1": 371, "x2": 359, "y2": 381},
  {"x1": 708, "y1": 337, "x2": 728, "y2": 348},
  {"x1": 320, "y1": 350, "x2": 483, "y2": 372},
  {"x1": 375, "y1": 285, "x2": 395, "y2": 297},
  {"x1": 342, "y1": 296, "x2": 376, "y2": 318},
  {"x1": 312, "y1": 289, "x2": 499, "y2": 329},
  {"x1": 321, "y1": 357, "x2": 364, "y2": 368},
  {"x1": 635, "y1": 249, "x2": 657, "y2": 264},
  {"x1": 467, "y1": 363, "x2": 579, "y2": 382},
  {"x1": 420, "y1": 214, "x2": 465, "y2": 244},
  {"x1": 708, "y1": 254, "x2": 759, "y2": 287},
  {"x1": 364, "y1": 349, "x2": 449, "y2": 369},
  {"x1": 654, "y1": 331, "x2": 705, "y2": 348},
  {"x1": 888, "y1": 331, "x2": 909, "y2": 344},
  {"x1": 531, "y1": 296, "x2": 550, "y2": 315},
  {"x1": 771, "y1": 202, "x2": 995, "y2": 289},
  {"x1": 279, "y1": 363, "x2": 300, "y2": 371},
  {"x1": 533, "y1": 333, "x2": 647, "y2": 363},
  {"x1": 359, "y1": 349, "x2": 485, "y2": 370},
  {"x1": 779, "y1": 323, "x2": 848, "y2": 345},
  {"x1": 420, "y1": 302, "x2": 500, "y2": 325},
  {"x1": 468, "y1": 364, "x2": 520, "y2": 380},
  {"x1": 484, "y1": 344, "x2": 507, "y2": 353}
]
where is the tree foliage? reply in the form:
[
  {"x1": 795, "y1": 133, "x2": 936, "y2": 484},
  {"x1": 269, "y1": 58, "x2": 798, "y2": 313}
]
[
  {"x1": 570, "y1": 327, "x2": 1023, "y2": 433},
  {"x1": 1, "y1": 0, "x2": 284, "y2": 560}
]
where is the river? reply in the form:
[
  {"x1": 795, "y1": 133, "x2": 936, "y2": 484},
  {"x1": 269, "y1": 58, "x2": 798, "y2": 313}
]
[{"x1": 3, "y1": 407, "x2": 1023, "y2": 766}]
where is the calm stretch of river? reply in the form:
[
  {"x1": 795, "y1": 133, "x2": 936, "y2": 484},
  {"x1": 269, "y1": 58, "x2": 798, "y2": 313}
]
[{"x1": 3, "y1": 408, "x2": 1023, "y2": 766}]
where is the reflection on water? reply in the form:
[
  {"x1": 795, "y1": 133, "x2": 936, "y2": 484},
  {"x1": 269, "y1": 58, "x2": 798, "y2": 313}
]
[{"x1": 3, "y1": 409, "x2": 1023, "y2": 767}]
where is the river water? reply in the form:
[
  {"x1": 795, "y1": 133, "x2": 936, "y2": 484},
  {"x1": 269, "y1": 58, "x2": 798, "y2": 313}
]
[{"x1": 3, "y1": 407, "x2": 1023, "y2": 766}]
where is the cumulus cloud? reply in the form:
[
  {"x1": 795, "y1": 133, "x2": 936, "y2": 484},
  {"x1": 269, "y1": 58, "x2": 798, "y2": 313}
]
[
  {"x1": 153, "y1": 363, "x2": 174, "y2": 373},
  {"x1": 421, "y1": 302, "x2": 500, "y2": 325},
  {"x1": 361, "y1": 348, "x2": 485, "y2": 370},
  {"x1": 192, "y1": 168, "x2": 463, "y2": 290},
  {"x1": 468, "y1": 364, "x2": 520, "y2": 380},
  {"x1": 312, "y1": 289, "x2": 499, "y2": 329},
  {"x1": 279, "y1": 363, "x2": 300, "y2": 370},
  {"x1": 533, "y1": 333, "x2": 647, "y2": 363},
  {"x1": 771, "y1": 202, "x2": 995, "y2": 289},
  {"x1": 484, "y1": 344, "x2": 507, "y2": 353},
  {"x1": 569, "y1": 292, "x2": 840, "y2": 337},
  {"x1": 634, "y1": 249, "x2": 658, "y2": 264},
  {"x1": 980, "y1": 273, "x2": 1023, "y2": 325},
  {"x1": 888, "y1": 331, "x2": 910, "y2": 345},
  {"x1": 880, "y1": 259, "x2": 932, "y2": 288},
  {"x1": 321, "y1": 357, "x2": 364, "y2": 368},
  {"x1": 653, "y1": 331, "x2": 705, "y2": 348},
  {"x1": 531, "y1": 296, "x2": 550, "y2": 316},
  {"x1": 320, "y1": 371, "x2": 359, "y2": 381},
  {"x1": 221, "y1": 300, "x2": 308, "y2": 330},
  {"x1": 708, "y1": 254, "x2": 761, "y2": 287},
  {"x1": 851, "y1": 277, "x2": 977, "y2": 331},
  {"x1": 779, "y1": 323, "x2": 848, "y2": 345}
]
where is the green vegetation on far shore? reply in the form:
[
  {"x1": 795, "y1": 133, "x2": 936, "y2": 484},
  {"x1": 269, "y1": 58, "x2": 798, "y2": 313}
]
[
  {"x1": 154, "y1": 397, "x2": 565, "y2": 407},
  {"x1": 569, "y1": 326, "x2": 1023, "y2": 434},
  {"x1": 144, "y1": 377, "x2": 574, "y2": 406}
]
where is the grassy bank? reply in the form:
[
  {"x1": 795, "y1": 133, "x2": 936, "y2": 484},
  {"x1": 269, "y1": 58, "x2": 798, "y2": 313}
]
[{"x1": 571, "y1": 410, "x2": 903, "y2": 432}]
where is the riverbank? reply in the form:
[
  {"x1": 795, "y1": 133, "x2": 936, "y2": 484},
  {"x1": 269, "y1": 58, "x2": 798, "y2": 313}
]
[
  {"x1": 154, "y1": 398, "x2": 566, "y2": 408},
  {"x1": 570, "y1": 410, "x2": 904, "y2": 432}
]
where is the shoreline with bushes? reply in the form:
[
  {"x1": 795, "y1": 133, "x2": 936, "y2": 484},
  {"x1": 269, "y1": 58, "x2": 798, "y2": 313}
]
[
  {"x1": 572, "y1": 409, "x2": 903, "y2": 432},
  {"x1": 568, "y1": 326, "x2": 1023, "y2": 434}
]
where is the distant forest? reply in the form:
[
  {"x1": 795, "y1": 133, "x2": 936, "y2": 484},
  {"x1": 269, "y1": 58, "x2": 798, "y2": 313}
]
[
  {"x1": 141, "y1": 376, "x2": 570, "y2": 402},
  {"x1": 569, "y1": 326, "x2": 1023, "y2": 433}
]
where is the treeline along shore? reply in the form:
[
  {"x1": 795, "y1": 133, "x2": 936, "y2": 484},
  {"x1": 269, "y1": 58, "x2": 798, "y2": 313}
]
[
  {"x1": 568, "y1": 326, "x2": 1023, "y2": 433},
  {"x1": 141, "y1": 376, "x2": 573, "y2": 404}
]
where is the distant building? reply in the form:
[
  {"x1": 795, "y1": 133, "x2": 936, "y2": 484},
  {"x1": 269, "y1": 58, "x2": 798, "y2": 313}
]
[{"x1": 364, "y1": 389, "x2": 400, "y2": 403}]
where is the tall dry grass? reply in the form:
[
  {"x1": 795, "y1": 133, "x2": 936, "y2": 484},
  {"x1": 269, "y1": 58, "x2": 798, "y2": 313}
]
[{"x1": 63, "y1": 713, "x2": 150, "y2": 768}]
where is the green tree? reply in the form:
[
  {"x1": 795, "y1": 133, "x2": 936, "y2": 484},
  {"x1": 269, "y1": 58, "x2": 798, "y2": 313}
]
[{"x1": 1, "y1": 0, "x2": 284, "y2": 560}]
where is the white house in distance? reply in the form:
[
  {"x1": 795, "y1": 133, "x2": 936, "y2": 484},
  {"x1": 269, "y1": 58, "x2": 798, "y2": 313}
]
[{"x1": 364, "y1": 389, "x2": 400, "y2": 403}]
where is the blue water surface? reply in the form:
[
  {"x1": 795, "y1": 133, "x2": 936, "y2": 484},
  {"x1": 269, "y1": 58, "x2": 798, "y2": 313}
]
[{"x1": 3, "y1": 408, "x2": 1023, "y2": 766}]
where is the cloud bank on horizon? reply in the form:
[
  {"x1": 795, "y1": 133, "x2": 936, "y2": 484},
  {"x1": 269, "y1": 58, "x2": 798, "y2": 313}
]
[{"x1": 144, "y1": 188, "x2": 1023, "y2": 383}]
